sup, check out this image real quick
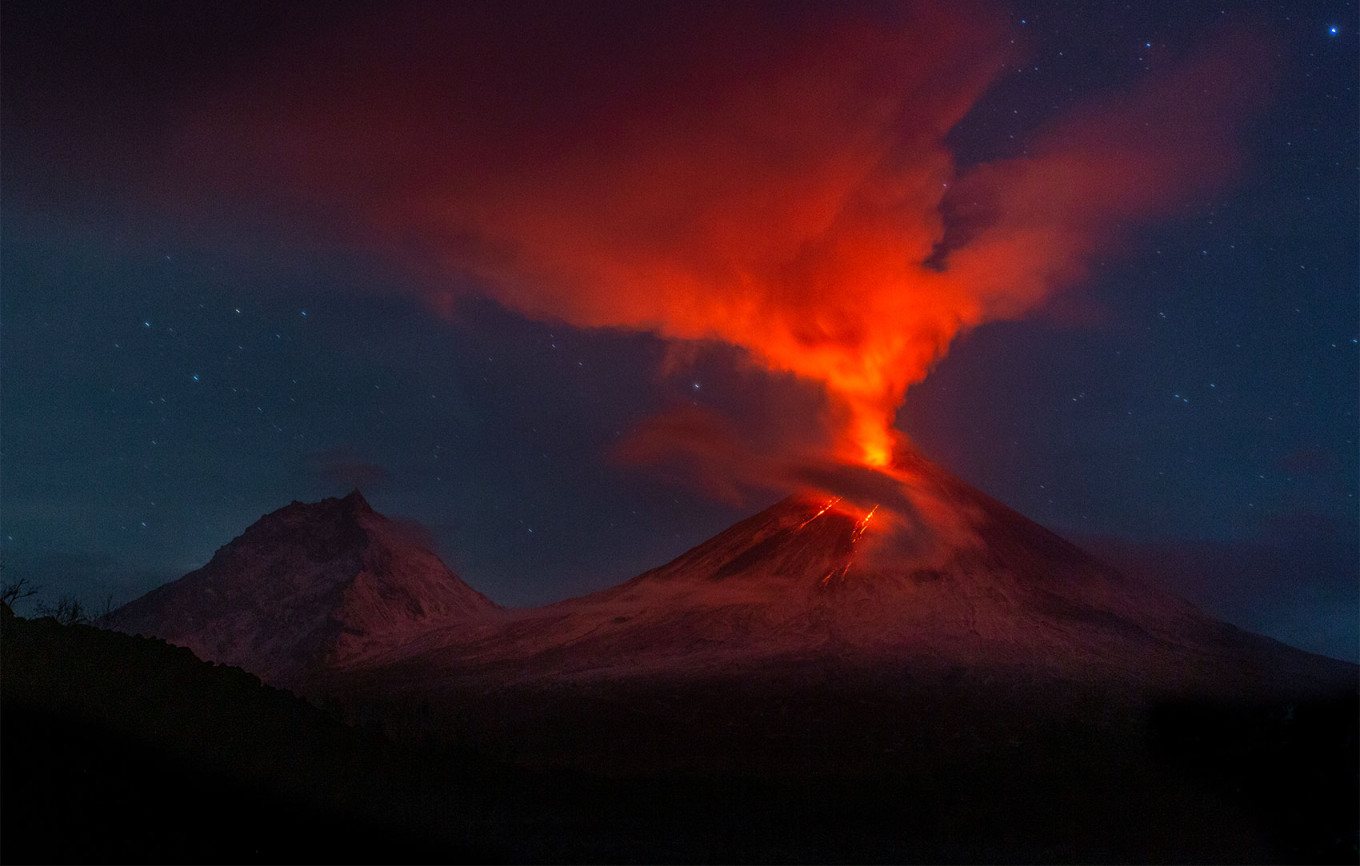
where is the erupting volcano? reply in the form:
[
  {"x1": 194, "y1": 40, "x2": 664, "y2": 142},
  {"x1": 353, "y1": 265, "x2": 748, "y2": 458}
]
[
  {"x1": 8, "y1": 1, "x2": 1356, "y2": 861},
  {"x1": 292, "y1": 444, "x2": 1345, "y2": 707},
  {"x1": 116, "y1": 447, "x2": 1351, "y2": 712}
]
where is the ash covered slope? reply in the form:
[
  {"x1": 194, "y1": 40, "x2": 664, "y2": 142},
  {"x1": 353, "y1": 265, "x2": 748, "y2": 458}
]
[
  {"x1": 374, "y1": 451, "x2": 1350, "y2": 695},
  {"x1": 113, "y1": 491, "x2": 497, "y2": 686}
]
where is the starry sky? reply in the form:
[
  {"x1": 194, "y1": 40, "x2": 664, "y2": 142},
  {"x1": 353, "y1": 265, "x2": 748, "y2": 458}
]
[{"x1": 2, "y1": 0, "x2": 1355, "y2": 661}]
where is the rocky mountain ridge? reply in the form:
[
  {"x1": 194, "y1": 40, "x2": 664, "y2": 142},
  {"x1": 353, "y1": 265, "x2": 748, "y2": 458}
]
[{"x1": 113, "y1": 490, "x2": 498, "y2": 686}]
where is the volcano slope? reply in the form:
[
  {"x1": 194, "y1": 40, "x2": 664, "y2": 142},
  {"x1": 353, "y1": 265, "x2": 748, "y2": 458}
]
[{"x1": 307, "y1": 454, "x2": 1355, "y2": 863}]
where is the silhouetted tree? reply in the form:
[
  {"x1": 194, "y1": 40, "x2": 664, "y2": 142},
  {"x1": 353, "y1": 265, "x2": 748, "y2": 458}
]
[
  {"x1": 36, "y1": 594, "x2": 90, "y2": 626},
  {"x1": 94, "y1": 592, "x2": 118, "y2": 628},
  {"x1": 0, "y1": 577, "x2": 38, "y2": 609}
]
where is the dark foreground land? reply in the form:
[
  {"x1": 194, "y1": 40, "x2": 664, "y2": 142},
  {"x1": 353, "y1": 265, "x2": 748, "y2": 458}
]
[{"x1": 3, "y1": 606, "x2": 1356, "y2": 864}]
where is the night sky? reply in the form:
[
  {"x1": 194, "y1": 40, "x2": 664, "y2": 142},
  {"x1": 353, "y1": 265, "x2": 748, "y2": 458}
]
[{"x1": 2, "y1": 0, "x2": 1355, "y2": 661}]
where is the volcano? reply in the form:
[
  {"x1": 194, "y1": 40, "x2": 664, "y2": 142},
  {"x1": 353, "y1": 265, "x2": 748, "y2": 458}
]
[
  {"x1": 112, "y1": 490, "x2": 498, "y2": 686},
  {"x1": 116, "y1": 458, "x2": 1352, "y2": 699},
  {"x1": 323, "y1": 451, "x2": 1348, "y2": 702}
]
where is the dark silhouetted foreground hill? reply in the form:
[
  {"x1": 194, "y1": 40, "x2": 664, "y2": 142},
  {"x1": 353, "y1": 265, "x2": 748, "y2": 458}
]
[
  {"x1": 4, "y1": 600, "x2": 1356, "y2": 863},
  {"x1": 1, "y1": 603, "x2": 492, "y2": 863}
]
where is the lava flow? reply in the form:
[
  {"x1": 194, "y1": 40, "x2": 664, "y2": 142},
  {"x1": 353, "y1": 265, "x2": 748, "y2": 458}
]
[
  {"x1": 797, "y1": 497, "x2": 843, "y2": 531},
  {"x1": 853, "y1": 505, "x2": 879, "y2": 543},
  {"x1": 821, "y1": 502, "x2": 881, "y2": 585}
]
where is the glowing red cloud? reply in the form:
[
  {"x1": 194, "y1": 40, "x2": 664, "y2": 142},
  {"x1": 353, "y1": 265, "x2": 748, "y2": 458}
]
[{"x1": 174, "y1": 3, "x2": 1272, "y2": 471}]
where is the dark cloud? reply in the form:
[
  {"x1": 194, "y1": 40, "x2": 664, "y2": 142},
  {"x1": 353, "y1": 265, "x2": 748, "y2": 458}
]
[{"x1": 299, "y1": 448, "x2": 390, "y2": 493}]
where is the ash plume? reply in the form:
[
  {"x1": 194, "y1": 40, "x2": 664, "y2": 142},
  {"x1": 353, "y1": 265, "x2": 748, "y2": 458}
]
[{"x1": 173, "y1": 2, "x2": 1274, "y2": 475}]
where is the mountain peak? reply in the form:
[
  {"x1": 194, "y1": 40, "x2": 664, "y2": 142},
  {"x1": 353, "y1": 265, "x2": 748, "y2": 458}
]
[
  {"x1": 281, "y1": 488, "x2": 373, "y2": 522},
  {"x1": 113, "y1": 493, "x2": 497, "y2": 686},
  {"x1": 340, "y1": 488, "x2": 372, "y2": 513},
  {"x1": 432, "y1": 463, "x2": 1257, "y2": 686}
]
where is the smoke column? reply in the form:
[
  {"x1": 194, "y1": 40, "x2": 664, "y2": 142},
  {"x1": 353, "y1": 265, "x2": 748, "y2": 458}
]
[{"x1": 175, "y1": 1, "x2": 1272, "y2": 470}]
